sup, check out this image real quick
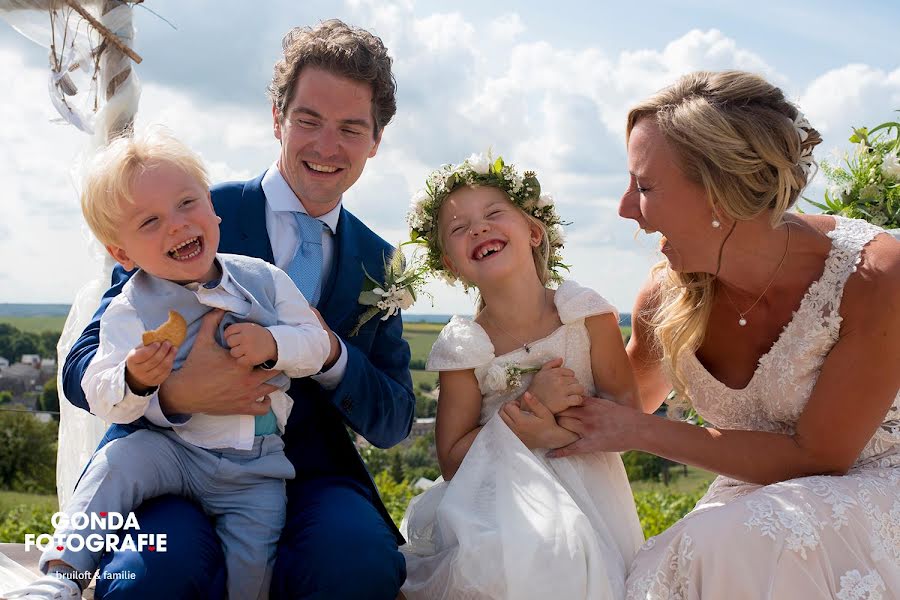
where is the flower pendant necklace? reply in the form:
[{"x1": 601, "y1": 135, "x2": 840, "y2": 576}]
[
  {"x1": 721, "y1": 223, "x2": 791, "y2": 327},
  {"x1": 482, "y1": 291, "x2": 549, "y2": 353}
]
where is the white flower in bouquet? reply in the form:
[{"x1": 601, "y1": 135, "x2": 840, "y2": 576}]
[
  {"x1": 882, "y1": 152, "x2": 900, "y2": 179},
  {"x1": 483, "y1": 364, "x2": 508, "y2": 393},
  {"x1": 465, "y1": 152, "x2": 492, "y2": 175}
]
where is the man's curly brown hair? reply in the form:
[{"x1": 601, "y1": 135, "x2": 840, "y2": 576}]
[{"x1": 267, "y1": 19, "x2": 397, "y2": 138}]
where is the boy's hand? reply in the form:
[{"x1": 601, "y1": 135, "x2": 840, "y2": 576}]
[
  {"x1": 499, "y1": 391, "x2": 580, "y2": 450},
  {"x1": 527, "y1": 358, "x2": 585, "y2": 414},
  {"x1": 224, "y1": 322, "x2": 277, "y2": 368},
  {"x1": 126, "y1": 342, "x2": 176, "y2": 395}
]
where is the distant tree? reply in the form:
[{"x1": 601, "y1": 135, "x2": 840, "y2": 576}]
[
  {"x1": 0, "y1": 411, "x2": 58, "y2": 493},
  {"x1": 39, "y1": 378, "x2": 59, "y2": 417},
  {"x1": 0, "y1": 391, "x2": 12, "y2": 405}
]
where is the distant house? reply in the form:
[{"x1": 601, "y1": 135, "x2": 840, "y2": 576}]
[
  {"x1": 21, "y1": 354, "x2": 41, "y2": 368},
  {"x1": 0, "y1": 363, "x2": 46, "y2": 397},
  {"x1": 0, "y1": 357, "x2": 8, "y2": 369},
  {"x1": 40, "y1": 357, "x2": 57, "y2": 373},
  {"x1": 410, "y1": 417, "x2": 435, "y2": 439}
]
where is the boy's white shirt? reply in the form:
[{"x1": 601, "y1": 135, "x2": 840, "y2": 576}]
[{"x1": 81, "y1": 261, "x2": 331, "y2": 450}]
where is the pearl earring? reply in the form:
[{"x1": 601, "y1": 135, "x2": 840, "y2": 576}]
[{"x1": 712, "y1": 219, "x2": 721, "y2": 228}]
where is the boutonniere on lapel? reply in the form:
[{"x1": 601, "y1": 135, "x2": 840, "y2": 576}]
[{"x1": 350, "y1": 246, "x2": 429, "y2": 336}]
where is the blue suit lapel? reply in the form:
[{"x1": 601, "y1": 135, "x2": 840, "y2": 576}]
[{"x1": 234, "y1": 175, "x2": 275, "y2": 264}]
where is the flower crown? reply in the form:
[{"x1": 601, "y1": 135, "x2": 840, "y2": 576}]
[{"x1": 406, "y1": 152, "x2": 568, "y2": 285}]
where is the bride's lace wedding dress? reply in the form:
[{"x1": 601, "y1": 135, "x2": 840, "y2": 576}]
[
  {"x1": 626, "y1": 217, "x2": 900, "y2": 599},
  {"x1": 401, "y1": 281, "x2": 644, "y2": 600}
]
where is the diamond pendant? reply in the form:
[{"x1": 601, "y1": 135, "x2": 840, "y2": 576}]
[{"x1": 738, "y1": 317, "x2": 747, "y2": 327}]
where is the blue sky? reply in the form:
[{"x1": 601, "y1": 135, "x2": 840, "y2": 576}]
[{"x1": 1, "y1": 0, "x2": 898, "y2": 314}]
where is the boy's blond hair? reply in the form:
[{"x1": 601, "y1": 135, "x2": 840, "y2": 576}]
[{"x1": 81, "y1": 127, "x2": 210, "y2": 246}]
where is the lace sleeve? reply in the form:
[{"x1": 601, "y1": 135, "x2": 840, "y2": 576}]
[
  {"x1": 426, "y1": 316, "x2": 495, "y2": 372},
  {"x1": 554, "y1": 280, "x2": 619, "y2": 324}
]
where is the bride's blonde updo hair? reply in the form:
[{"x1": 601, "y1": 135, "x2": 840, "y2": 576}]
[{"x1": 625, "y1": 70, "x2": 822, "y2": 402}]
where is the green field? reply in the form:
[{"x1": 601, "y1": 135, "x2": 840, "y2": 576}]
[
  {"x1": 0, "y1": 316, "x2": 67, "y2": 333},
  {"x1": 630, "y1": 465, "x2": 715, "y2": 494},
  {"x1": 0, "y1": 490, "x2": 57, "y2": 514}
]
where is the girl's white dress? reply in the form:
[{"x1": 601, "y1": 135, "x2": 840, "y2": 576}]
[
  {"x1": 625, "y1": 217, "x2": 900, "y2": 599},
  {"x1": 401, "y1": 280, "x2": 644, "y2": 600}
]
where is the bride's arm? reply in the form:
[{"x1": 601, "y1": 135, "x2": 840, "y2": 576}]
[
  {"x1": 554, "y1": 242, "x2": 900, "y2": 484},
  {"x1": 435, "y1": 369, "x2": 484, "y2": 480}
]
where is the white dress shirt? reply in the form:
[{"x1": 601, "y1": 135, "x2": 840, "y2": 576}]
[
  {"x1": 82, "y1": 259, "x2": 331, "y2": 450},
  {"x1": 261, "y1": 163, "x2": 348, "y2": 388}
]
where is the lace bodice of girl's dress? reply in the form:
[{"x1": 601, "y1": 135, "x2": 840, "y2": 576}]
[
  {"x1": 426, "y1": 280, "x2": 618, "y2": 424},
  {"x1": 683, "y1": 216, "x2": 900, "y2": 466}
]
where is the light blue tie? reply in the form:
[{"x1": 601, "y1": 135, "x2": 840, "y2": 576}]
[{"x1": 286, "y1": 212, "x2": 325, "y2": 306}]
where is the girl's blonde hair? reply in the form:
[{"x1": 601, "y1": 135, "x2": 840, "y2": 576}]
[
  {"x1": 436, "y1": 185, "x2": 553, "y2": 314},
  {"x1": 626, "y1": 70, "x2": 821, "y2": 402},
  {"x1": 81, "y1": 127, "x2": 210, "y2": 246}
]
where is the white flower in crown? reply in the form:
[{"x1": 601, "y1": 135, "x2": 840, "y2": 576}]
[
  {"x1": 791, "y1": 111, "x2": 811, "y2": 143},
  {"x1": 828, "y1": 180, "x2": 853, "y2": 198},
  {"x1": 882, "y1": 151, "x2": 900, "y2": 178},
  {"x1": 483, "y1": 364, "x2": 508, "y2": 393},
  {"x1": 536, "y1": 193, "x2": 554, "y2": 209},
  {"x1": 465, "y1": 152, "x2": 492, "y2": 175},
  {"x1": 798, "y1": 146, "x2": 815, "y2": 178},
  {"x1": 408, "y1": 188, "x2": 431, "y2": 230},
  {"x1": 549, "y1": 223, "x2": 566, "y2": 245}
]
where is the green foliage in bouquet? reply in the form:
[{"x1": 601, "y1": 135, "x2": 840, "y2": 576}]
[{"x1": 807, "y1": 113, "x2": 900, "y2": 229}]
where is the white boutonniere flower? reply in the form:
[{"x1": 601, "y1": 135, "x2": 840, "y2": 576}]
[{"x1": 351, "y1": 247, "x2": 429, "y2": 336}]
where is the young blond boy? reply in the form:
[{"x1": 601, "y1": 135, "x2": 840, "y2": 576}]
[{"x1": 3, "y1": 128, "x2": 331, "y2": 600}]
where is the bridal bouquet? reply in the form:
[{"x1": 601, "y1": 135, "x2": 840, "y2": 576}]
[{"x1": 807, "y1": 113, "x2": 900, "y2": 231}]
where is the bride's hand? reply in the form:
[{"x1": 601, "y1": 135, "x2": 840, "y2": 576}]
[
  {"x1": 499, "y1": 392, "x2": 580, "y2": 450},
  {"x1": 548, "y1": 396, "x2": 645, "y2": 457}
]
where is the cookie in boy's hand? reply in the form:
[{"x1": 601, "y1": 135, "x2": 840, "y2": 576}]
[{"x1": 142, "y1": 310, "x2": 187, "y2": 347}]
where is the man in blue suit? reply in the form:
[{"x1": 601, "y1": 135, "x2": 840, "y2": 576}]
[{"x1": 61, "y1": 20, "x2": 415, "y2": 599}]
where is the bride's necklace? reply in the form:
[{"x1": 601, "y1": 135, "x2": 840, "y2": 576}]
[
  {"x1": 721, "y1": 223, "x2": 791, "y2": 327},
  {"x1": 481, "y1": 291, "x2": 548, "y2": 353}
]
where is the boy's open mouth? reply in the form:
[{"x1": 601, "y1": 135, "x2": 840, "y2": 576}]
[
  {"x1": 471, "y1": 240, "x2": 507, "y2": 261},
  {"x1": 168, "y1": 236, "x2": 203, "y2": 260}
]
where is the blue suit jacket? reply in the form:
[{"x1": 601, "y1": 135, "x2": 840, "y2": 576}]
[{"x1": 62, "y1": 173, "x2": 416, "y2": 541}]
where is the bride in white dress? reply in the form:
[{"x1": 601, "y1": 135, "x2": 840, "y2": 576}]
[
  {"x1": 550, "y1": 71, "x2": 900, "y2": 598},
  {"x1": 401, "y1": 155, "x2": 644, "y2": 599}
]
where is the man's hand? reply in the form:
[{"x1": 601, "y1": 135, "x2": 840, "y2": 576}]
[
  {"x1": 309, "y1": 306, "x2": 341, "y2": 370},
  {"x1": 499, "y1": 391, "x2": 580, "y2": 450},
  {"x1": 224, "y1": 322, "x2": 277, "y2": 368},
  {"x1": 125, "y1": 342, "x2": 176, "y2": 395},
  {"x1": 159, "y1": 309, "x2": 279, "y2": 416},
  {"x1": 527, "y1": 358, "x2": 585, "y2": 414}
]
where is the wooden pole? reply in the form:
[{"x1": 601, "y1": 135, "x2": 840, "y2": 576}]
[{"x1": 99, "y1": 0, "x2": 137, "y2": 140}]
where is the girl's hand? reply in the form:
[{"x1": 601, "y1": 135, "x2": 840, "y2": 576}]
[
  {"x1": 500, "y1": 392, "x2": 580, "y2": 450},
  {"x1": 224, "y1": 322, "x2": 277, "y2": 368},
  {"x1": 527, "y1": 358, "x2": 585, "y2": 414},
  {"x1": 549, "y1": 395, "x2": 645, "y2": 457},
  {"x1": 125, "y1": 342, "x2": 176, "y2": 394}
]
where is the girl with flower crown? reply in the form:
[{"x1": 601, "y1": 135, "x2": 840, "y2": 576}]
[{"x1": 399, "y1": 154, "x2": 644, "y2": 599}]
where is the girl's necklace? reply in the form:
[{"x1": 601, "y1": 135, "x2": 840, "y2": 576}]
[{"x1": 482, "y1": 291, "x2": 548, "y2": 353}]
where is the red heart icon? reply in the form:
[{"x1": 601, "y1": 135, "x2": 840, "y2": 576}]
[
  {"x1": 99, "y1": 512, "x2": 108, "y2": 517},
  {"x1": 56, "y1": 546, "x2": 64, "y2": 551},
  {"x1": 148, "y1": 546, "x2": 155, "y2": 552}
]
